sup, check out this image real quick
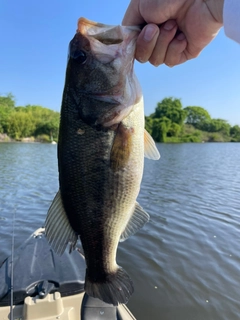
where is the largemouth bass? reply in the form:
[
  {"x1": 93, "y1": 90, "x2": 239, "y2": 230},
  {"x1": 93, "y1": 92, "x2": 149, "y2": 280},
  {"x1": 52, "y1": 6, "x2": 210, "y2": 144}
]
[{"x1": 45, "y1": 17, "x2": 160, "y2": 306}]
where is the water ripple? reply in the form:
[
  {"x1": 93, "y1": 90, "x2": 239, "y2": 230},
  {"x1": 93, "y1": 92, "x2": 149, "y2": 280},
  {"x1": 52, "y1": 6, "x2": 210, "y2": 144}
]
[{"x1": 1, "y1": 142, "x2": 240, "y2": 320}]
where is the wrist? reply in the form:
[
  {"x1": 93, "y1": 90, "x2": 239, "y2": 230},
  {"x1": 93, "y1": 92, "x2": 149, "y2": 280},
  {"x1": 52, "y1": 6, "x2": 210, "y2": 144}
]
[{"x1": 205, "y1": 0, "x2": 224, "y2": 24}]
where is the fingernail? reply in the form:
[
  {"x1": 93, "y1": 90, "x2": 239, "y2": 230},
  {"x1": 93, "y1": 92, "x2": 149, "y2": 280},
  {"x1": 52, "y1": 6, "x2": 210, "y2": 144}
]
[
  {"x1": 163, "y1": 20, "x2": 176, "y2": 31},
  {"x1": 137, "y1": 57, "x2": 145, "y2": 63},
  {"x1": 177, "y1": 33, "x2": 186, "y2": 40},
  {"x1": 143, "y1": 25, "x2": 158, "y2": 42}
]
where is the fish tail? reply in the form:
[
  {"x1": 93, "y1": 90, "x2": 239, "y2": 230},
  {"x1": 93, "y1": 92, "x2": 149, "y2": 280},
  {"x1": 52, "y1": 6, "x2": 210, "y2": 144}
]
[{"x1": 85, "y1": 267, "x2": 134, "y2": 306}]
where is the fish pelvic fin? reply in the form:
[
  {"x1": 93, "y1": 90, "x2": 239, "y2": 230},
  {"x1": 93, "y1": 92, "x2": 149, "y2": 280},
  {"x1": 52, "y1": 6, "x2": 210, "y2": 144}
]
[
  {"x1": 144, "y1": 129, "x2": 160, "y2": 160},
  {"x1": 120, "y1": 202, "x2": 150, "y2": 242},
  {"x1": 45, "y1": 190, "x2": 78, "y2": 255},
  {"x1": 85, "y1": 267, "x2": 134, "y2": 306}
]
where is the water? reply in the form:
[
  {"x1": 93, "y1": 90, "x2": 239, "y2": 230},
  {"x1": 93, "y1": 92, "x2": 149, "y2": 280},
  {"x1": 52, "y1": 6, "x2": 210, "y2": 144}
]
[{"x1": 0, "y1": 142, "x2": 240, "y2": 320}]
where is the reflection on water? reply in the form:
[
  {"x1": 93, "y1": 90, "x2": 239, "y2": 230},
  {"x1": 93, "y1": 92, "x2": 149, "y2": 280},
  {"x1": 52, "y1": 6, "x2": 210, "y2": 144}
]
[{"x1": 0, "y1": 142, "x2": 240, "y2": 320}]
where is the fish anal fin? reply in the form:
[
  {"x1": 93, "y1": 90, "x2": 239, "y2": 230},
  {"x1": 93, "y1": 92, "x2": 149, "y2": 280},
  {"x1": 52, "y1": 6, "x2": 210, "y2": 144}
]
[
  {"x1": 110, "y1": 123, "x2": 134, "y2": 171},
  {"x1": 45, "y1": 190, "x2": 78, "y2": 255},
  {"x1": 144, "y1": 129, "x2": 160, "y2": 160},
  {"x1": 120, "y1": 202, "x2": 150, "y2": 242}
]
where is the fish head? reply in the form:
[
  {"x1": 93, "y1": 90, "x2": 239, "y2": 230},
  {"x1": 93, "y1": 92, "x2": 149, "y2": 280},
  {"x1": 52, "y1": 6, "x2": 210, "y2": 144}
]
[{"x1": 65, "y1": 18, "x2": 142, "y2": 128}]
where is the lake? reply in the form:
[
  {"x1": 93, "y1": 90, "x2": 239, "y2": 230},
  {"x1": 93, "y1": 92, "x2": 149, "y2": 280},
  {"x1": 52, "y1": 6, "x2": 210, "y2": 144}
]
[{"x1": 0, "y1": 142, "x2": 240, "y2": 320}]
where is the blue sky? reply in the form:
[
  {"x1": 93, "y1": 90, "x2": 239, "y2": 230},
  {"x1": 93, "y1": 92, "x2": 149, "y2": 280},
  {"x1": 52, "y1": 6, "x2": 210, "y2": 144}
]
[{"x1": 1, "y1": 0, "x2": 240, "y2": 125}]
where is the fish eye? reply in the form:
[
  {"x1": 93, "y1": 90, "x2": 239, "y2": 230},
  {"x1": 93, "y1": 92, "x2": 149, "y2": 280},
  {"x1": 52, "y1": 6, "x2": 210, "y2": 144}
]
[{"x1": 71, "y1": 50, "x2": 87, "y2": 64}]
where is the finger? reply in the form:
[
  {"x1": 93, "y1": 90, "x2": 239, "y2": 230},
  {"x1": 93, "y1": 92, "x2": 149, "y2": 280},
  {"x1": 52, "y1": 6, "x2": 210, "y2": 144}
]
[
  {"x1": 164, "y1": 33, "x2": 188, "y2": 66},
  {"x1": 135, "y1": 24, "x2": 159, "y2": 63},
  {"x1": 148, "y1": 20, "x2": 178, "y2": 66},
  {"x1": 122, "y1": 0, "x2": 144, "y2": 26}
]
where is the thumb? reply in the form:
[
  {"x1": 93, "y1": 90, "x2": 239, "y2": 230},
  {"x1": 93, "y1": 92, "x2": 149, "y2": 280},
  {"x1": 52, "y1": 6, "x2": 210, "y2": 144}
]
[{"x1": 122, "y1": 0, "x2": 144, "y2": 26}]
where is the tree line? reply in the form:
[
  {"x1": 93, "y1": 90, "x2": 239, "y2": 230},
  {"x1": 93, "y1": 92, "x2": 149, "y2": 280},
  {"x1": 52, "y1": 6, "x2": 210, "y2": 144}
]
[
  {"x1": 145, "y1": 97, "x2": 240, "y2": 142},
  {"x1": 0, "y1": 94, "x2": 59, "y2": 142},
  {"x1": 0, "y1": 94, "x2": 239, "y2": 143}
]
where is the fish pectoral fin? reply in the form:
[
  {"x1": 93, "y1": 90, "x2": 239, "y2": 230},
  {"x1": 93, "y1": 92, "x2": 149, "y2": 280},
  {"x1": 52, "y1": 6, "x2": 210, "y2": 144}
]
[
  {"x1": 110, "y1": 123, "x2": 134, "y2": 171},
  {"x1": 144, "y1": 129, "x2": 160, "y2": 160},
  {"x1": 120, "y1": 202, "x2": 150, "y2": 242},
  {"x1": 45, "y1": 190, "x2": 78, "y2": 255}
]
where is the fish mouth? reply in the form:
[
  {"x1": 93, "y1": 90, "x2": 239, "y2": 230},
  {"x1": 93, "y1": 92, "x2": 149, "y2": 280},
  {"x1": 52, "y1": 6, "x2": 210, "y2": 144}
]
[
  {"x1": 77, "y1": 17, "x2": 140, "y2": 46},
  {"x1": 73, "y1": 17, "x2": 140, "y2": 75},
  {"x1": 77, "y1": 17, "x2": 140, "y2": 34}
]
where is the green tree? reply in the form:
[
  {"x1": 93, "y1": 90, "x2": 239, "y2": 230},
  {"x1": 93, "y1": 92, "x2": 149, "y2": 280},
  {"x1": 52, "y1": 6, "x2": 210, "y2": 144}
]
[
  {"x1": 230, "y1": 125, "x2": 240, "y2": 141},
  {"x1": 34, "y1": 117, "x2": 60, "y2": 140},
  {"x1": 184, "y1": 106, "x2": 211, "y2": 128},
  {"x1": 0, "y1": 95, "x2": 60, "y2": 141},
  {"x1": 152, "y1": 97, "x2": 187, "y2": 125},
  {"x1": 230, "y1": 125, "x2": 240, "y2": 135},
  {"x1": 148, "y1": 97, "x2": 187, "y2": 141},
  {"x1": 0, "y1": 93, "x2": 15, "y2": 109},
  {"x1": 7, "y1": 111, "x2": 36, "y2": 139},
  {"x1": 15, "y1": 104, "x2": 60, "y2": 140},
  {"x1": 151, "y1": 117, "x2": 171, "y2": 142},
  {"x1": 201, "y1": 118, "x2": 231, "y2": 136},
  {"x1": 168, "y1": 122, "x2": 181, "y2": 137},
  {"x1": 0, "y1": 93, "x2": 15, "y2": 133}
]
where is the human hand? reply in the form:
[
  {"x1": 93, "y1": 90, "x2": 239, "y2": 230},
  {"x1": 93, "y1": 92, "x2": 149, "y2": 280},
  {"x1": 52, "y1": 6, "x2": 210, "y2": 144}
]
[{"x1": 122, "y1": 0, "x2": 224, "y2": 66}]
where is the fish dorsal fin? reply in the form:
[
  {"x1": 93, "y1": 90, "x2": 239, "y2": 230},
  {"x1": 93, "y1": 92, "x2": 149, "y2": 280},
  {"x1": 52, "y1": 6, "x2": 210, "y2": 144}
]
[
  {"x1": 120, "y1": 202, "x2": 150, "y2": 242},
  {"x1": 144, "y1": 129, "x2": 160, "y2": 160},
  {"x1": 45, "y1": 190, "x2": 78, "y2": 255}
]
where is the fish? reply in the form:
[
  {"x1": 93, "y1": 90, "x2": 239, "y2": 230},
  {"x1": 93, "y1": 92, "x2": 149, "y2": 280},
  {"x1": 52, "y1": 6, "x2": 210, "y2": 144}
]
[{"x1": 45, "y1": 17, "x2": 160, "y2": 306}]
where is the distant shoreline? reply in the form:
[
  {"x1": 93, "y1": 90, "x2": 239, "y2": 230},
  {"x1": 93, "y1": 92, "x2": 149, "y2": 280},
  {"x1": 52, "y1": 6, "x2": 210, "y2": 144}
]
[
  {"x1": 0, "y1": 134, "x2": 12, "y2": 142},
  {"x1": 1, "y1": 133, "x2": 238, "y2": 144},
  {"x1": 0, "y1": 134, "x2": 56, "y2": 144}
]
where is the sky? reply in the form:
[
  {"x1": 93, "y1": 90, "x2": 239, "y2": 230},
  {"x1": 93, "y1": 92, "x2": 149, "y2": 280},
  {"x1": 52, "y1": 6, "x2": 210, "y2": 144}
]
[{"x1": 0, "y1": 0, "x2": 240, "y2": 125}]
